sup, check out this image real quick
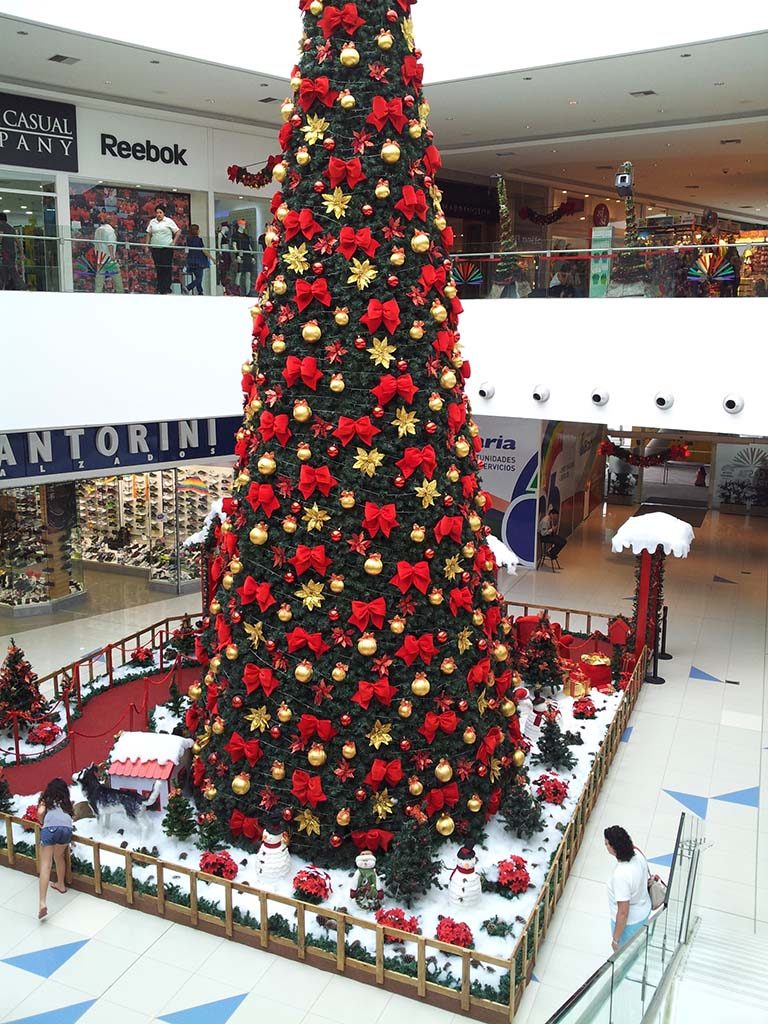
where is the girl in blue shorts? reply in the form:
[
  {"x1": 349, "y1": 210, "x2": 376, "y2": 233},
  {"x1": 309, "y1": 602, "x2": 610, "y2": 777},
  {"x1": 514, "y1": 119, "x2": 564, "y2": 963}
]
[{"x1": 37, "y1": 778, "x2": 74, "y2": 919}]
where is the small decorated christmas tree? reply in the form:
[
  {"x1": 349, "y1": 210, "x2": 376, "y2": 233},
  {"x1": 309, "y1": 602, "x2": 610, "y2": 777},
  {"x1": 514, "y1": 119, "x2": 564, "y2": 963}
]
[
  {"x1": 500, "y1": 775, "x2": 544, "y2": 839},
  {"x1": 166, "y1": 680, "x2": 186, "y2": 719},
  {"x1": 381, "y1": 817, "x2": 442, "y2": 908},
  {"x1": 533, "y1": 712, "x2": 576, "y2": 771},
  {"x1": 167, "y1": 614, "x2": 197, "y2": 660},
  {"x1": 195, "y1": 811, "x2": 227, "y2": 852},
  {"x1": 162, "y1": 788, "x2": 197, "y2": 841},
  {"x1": 521, "y1": 617, "x2": 565, "y2": 696},
  {"x1": 0, "y1": 639, "x2": 48, "y2": 731}
]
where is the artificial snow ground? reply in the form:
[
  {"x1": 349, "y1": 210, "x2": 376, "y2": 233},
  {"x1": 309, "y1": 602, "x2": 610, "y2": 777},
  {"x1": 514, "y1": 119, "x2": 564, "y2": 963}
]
[{"x1": 5, "y1": 684, "x2": 623, "y2": 991}]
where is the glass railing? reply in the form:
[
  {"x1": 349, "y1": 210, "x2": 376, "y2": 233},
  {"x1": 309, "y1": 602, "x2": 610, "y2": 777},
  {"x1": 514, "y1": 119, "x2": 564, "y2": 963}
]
[
  {"x1": 1, "y1": 234, "x2": 766, "y2": 299},
  {"x1": 545, "y1": 812, "x2": 705, "y2": 1024}
]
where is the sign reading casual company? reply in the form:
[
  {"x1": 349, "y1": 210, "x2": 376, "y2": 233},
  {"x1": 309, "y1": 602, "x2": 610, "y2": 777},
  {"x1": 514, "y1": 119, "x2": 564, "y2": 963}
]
[
  {"x1": 0, "y1": 91, "x2": 78, "y2": 171},
  {"x1": 0, "y1": 417, "x2": 241, "y2": 486}
]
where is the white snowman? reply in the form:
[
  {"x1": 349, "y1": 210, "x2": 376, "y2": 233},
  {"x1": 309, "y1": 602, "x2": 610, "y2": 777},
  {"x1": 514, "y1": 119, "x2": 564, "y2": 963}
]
[
  {"x1": 254, "y1": 818, "x2": 291, "y2": 879},
  {"x1": 448, "y1": 846, "x2": 482, "y2": 906},
  {"x1": 524, "y1": 694, "x2": 549, "y2": 745},
  {"x1": 514, "y1": 686, "x2": 533, "y2": 735}
]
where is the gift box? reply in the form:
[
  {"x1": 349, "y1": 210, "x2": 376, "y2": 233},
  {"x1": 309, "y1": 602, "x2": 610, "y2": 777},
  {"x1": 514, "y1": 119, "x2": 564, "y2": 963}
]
[
  {"x1": 580, "y1": 653, "x2": 613, "y2": 691},
  {"x1": 562, "y1": 667, "x2": 592, "y2": 698}
]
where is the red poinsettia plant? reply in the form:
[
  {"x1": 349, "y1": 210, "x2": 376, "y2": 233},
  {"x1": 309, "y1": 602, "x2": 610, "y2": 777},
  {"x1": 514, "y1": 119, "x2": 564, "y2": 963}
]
[
  {"x1": 293, "y1": 866, "x2": 332, "y2": 905},
  {"x1": 375, "y1": 906, "x2": 421, "y2": 941},
  {"x1": 534, "y1": 773, "x2": 569, "y2": 806},
  {"x1": 435, "y1": 915, "x2": 474, "y2": 949},
  {"x1": 497, "y1": 855, "x2": 531, "y2": 896},
  {"x1": 130, "y1": 645, "x2": 153, "y2": 666},
  {"x1": 572, "y1": 697, "x2": 597, "y2": 720},
  {"x1": 27, "y1": 721, "x2": 62, "y2": 746},
  {"x1": 22, "y1": 803, "x2": 40, "y2": 831},
  {"x1": 199, "y1": 850, "x2": 238, "y2": 880}
]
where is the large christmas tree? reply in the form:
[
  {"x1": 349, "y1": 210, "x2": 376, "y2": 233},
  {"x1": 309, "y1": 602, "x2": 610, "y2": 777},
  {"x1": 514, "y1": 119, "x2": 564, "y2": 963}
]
[{"x1": 191, "y1": 0, "x2": 523, "y2": 867}]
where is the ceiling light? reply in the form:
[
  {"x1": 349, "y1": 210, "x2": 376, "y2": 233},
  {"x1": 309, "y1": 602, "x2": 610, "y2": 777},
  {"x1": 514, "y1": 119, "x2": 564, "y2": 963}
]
[
  {"x1": 238, "y1": 196, "x2": 244, "y2": 199},
  {"x1": 713, "y1": 81, "x2": 725, "y2": 86},
  {"x1": 26, "y1": 210, "x2": 33, "y2": 215},
  {"x1": 20, "y1": 205, "x2": 27, "y2": 209},
  {"x1": 522, "y1": 76, "x2": 532, "y2": 81},
  {"x1": 204, "y1": 98, "x2": 216, "y2": 104},
  {"x1": 97, "y1": 180, "x2": 103, "y2": 184},
  {"x1": 720, "y1": 138, "x2": 741, "y2": 145},
  {"x1": 561, "y1": 190, "x2": 567, "y2": 194},
  {"x1": 104, "y1": 80, "x2": 112, "y2": 85},
  {"x1": 579, "y1": 216, "x2": 586, "y2": 221},
  {"x1": 551, "y1": 149, "x2": 558, "y2": 153},
  {"x1": 172, "y1": 188, "x2": 178, "y2": 192},
  {"x1": 680, "y1": 52, "x2": 692, "y2": 58},
  {"x1": 16, "y1": 30, "x2": 28, "y2": 35},
  {"x1": 584, "y1": 194, "x2": 590, "y2": 198},
  {"x1": 149, "y1": 59, "x2": 161, "y2": 64},
  {"x1": 568, "y1": 99, "x2": 578, "y2": 105},
  {"x1": 48, "y1": 54, "x2": 80, "y2": 64},
  {"x1": 648, "y1": 206, "x2": 653, "y2": 211},
  {"x1": 2, "y1": 210, "x2": 10, "y2": 214},
  {"x1": 629, "y1": 90, "x2": 657, "y2": 97}
]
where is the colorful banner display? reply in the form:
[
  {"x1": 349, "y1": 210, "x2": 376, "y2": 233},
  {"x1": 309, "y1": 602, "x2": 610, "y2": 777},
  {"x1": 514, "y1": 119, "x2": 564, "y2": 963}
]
[{"x1": 539, "y1": 422, "x2": 606, "y2": 539}]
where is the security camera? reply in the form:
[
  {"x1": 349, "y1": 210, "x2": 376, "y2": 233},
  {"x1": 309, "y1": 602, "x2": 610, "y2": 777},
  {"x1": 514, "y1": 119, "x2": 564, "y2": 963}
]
[
  {"x1": 615, "y1": 171, "x2": 633, "y2": 196},
  {"x1": 477, "y1": 382, "x2": 495, "y2": 399},
  {"x1": 532, "y1": 385, "x2": 550, "y2": 403},
  {"x1": 591, "y1": 389, "x2": 610, "y2": 406},
  {"x1": 654, "y1": 392, "x2": 674, "y2": 410},
  {"x1": 723, "y1": 393, "x2": 744, "y2": 414}
]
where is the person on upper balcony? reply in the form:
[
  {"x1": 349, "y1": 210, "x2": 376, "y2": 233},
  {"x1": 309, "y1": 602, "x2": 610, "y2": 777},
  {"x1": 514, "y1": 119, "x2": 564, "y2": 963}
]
[
  {"x1": 548, "y1": 263, "x2": 576, "y2": 297},
  {"x1": 145, "y1": 204, "x2": 181, "y2": 294}
]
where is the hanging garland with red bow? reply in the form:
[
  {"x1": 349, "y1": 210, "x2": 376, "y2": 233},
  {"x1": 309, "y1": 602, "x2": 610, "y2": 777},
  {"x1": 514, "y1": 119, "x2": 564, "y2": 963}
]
[
  {"x1": 598, "y1": 440, "x2": 691, "y2": 467},
  {"x1": 517, "y1": 200, "x2": 576, "y2": 225},
  {"x1": 227, "y1": 156, "x2": 283, "y2": 190}
]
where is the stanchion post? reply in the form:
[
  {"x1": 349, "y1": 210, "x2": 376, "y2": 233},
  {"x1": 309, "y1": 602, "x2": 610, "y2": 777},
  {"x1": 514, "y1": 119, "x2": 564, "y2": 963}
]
[
  {"x1": 106, "y1": 644, "x2": 114, "y2": 687},
  {"x1": 645, "y1": 610, "x2": 665, "y2": 685},
  {"x1": 12, "y1": 718, "x2": 20, "y2": 765},
  {"x1": 658, "y1": 605, "x2": 672, "y2": 660}
]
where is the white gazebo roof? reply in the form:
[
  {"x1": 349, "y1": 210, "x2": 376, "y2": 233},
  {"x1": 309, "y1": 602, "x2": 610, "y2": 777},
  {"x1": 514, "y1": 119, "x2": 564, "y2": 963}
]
[{"x1": 611, "y1": 511, "x2": 694, "y2": 558}]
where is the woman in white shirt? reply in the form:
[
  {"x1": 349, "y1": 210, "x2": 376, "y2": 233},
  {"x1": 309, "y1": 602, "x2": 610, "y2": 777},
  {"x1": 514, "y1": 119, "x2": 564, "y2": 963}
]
[
  {"x1": 604, "y1": 825, "x2": 652, "y2": 951},
  {"x1": 145, "y1": 204, "x2": 181, "y2": 294}
]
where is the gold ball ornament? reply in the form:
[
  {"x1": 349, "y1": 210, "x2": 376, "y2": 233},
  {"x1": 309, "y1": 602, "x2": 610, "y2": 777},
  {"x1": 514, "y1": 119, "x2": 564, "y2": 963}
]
[
  {"x1": 440, "y1": 368, "x2": 457, "y2": 390},
  {"x1": 264, "y1": 227, "x2": 279, "y2": 247},
  {"x1": 472, "y1": 609, "x2": 484, "y2": 627},
  {"x1": 302, "y1": 321, "x2": 322, "y2": 344},
  {"x1": 428, "y1": 589, "x2": 444, "y2": 607},
  {"x1": 290, "y1": 73, "x2": 302, "y2": 92},
  {"x1": 229, "y1": 558, "x2": 242, "y2": 575},
  {"x1": 408, "y1": 121, "x2": 423, "y2": 140},
  {"x1": 340, "y1": 43, "x2": 360, "y2": 66},
  {"x1": 435, "y1": 758, "x2": 453, "y2": 783},
  {"x1": 428, "y1": 392, "x2": 444, "y2": 412},
  {"x1": 282, "y1": 517, "x2": 298, "y2": 535},
  {"x1": 331, "y1": 663, "x2": 348, "y2": 683},
  {"x1": 411, "y1": 231, "x2": 430, "y2": 254},
  {"x1": 294, "y1": 660, "x2": 313, "y2": 684},
  {"x1": 339, "y1": 491, "x2": 356, "y2": 510},
  {"x1": 434, "y1": 213, "x2": 447, "y2": 231},
  {"x1": 309, "y1": 0, "x2": 323, "y2": 13},
  {"x1": 444, "y1": 281, "x2": 458, "y2": 299},
  {"x1": 358, "y1": 633, "x2": 377, "y2": 657},
  {"x1": 463, "y1": 726, "x2": 477, "y2": 745},
  {"x1": 447, "y1": 467, "x2": 460, "y2": 484},
  {"x1": 436, "y1": 813, "x2": 455, "y2": 837},
  {"x1": 410, "y1": 524, "x2": 426, "y2": 543},
  {"x1": 277, "y1": 703, "x2": 293, "y2": 723},
  {"x1": 462, "y1": 541, "x2": 476, "y2": 558},
  {"x1": 276, "y1": 203, "x2": 289, "y2": 223},
  {"x1": 234, "y1": 471, "x2": 250, "y2": 489},
  {"x1": 204, "y1": 672, "x2": 215, "y2": 686},
  {"x1": 296, "y1": 146, "x2": 311, "y2": 167},
  {"x1": 272, "y1": 276, "x2": 288, "y2": 296},
  {"x1": 411, "y1": 672, "x2": 430, "y2": 697},
  {"x1": 277, "y1": 603, "x2": 293, "y2": 623},
  {"x1": 500, "y1": 699, "x2": 516, "y2": 718},
  {"x1": 280, "y1": 100, "x2": 294, "y2": 122},
  {"x1": 440, "y1": 657, "x2": 456, "y2": 675},
  {"x1": 225, "y1": 643, "x2": 239, "y2": 661},
  {"x1": 339, "y1": 91, "x2": 356, "y2": 110},
  {"x1": 272, "y1": 337, "x2": 286, "y2": 355},
  {"x1": 231, "y1": 773, "x2": 251, "y2": 796},
  {"x1": 409, "y1": 322, "x2": 425, "y2": 340},
  {"x1": 212, "y1": 716, "x2": 225, "y2": 735},
  {"x1": 390, "y1": 248, "x2": 406, "y2": 267},
  {"x1": 257, "y1": 453, "x2": 277, "y2": 476},
  {"x1": 377, "y1": 30, "x2": 395, "y2": 50},
  {"x1": 389, "y1": 615, "x2": 406, "y2": 635},
  {"x1": 467, "y1": 794, "x2": 483, "y2": 813},
  {"x1": 481, "y1": 582, "x2": 498, "y2": 603},
  {"x1": 398, "y1": 699, "x2": 413, "y2": 719},
  {"x1": 336, "y1": 807, "x2": 351, "y2": 827},
  {"x1": 512, "y1": 749, "x2": 527, "y2": 769},
  {"x1": 210, "y1": 656, "x2": 222, "y2": 672},
  {"x1": 296, "y1": 442, "x2": 312, "y2": 462},
  {"x1": 364, "y1": 553, "x2": 383, "y2": 576},
  {"x1": 430, "y1": 301, "x2": 448, "y2": 323},
  {"x1": 342, "y1": 740, "x2": 357, "y2": 760},
  {"x1": 272, "y1": 161, "x2": 287, "y2": 184},
  {"x1": 271, "y1": 760, "x2": 286, "y2": 781},
  {"x1": 330, "y1": 577, "x2": 345, "y2": 594},
  {"x1": 187, "y1": 682, "x2": 202, "y2": 702},
  {"x1": 203, "y1": 785, "x2": 218, "y2": 801},
  {"x1": 375, "y1": 179, "x2": 391, "y2": 200},
  {"x1": 468, "y1": 512, "x2": 482, "y2": 531},
  {"x1": 222, "y1": 573, "x2": 234, "y2": 590},
  {"x1": 334, "y1": 307, "x2": 350, "y2": 326},
  {"x1": 494, "y1": 643, "x2": 509, "y2": 662},
  {"x1": 293, "y1": 399, "x2": 312, "y2": 422},
  {"x1": 308, "y1": 743, "x2": 327, "y2": 767},
  {"x1": 381, "y1": 140, "x2": 401, "y2": 164},
  {"x1": 408, "y1": 777, "x2": 424, "y2": 796}
]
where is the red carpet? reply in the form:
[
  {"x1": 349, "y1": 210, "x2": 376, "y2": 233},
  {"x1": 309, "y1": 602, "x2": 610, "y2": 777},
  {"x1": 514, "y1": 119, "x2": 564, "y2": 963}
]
[{"x1": 4, "y1": 666, "x2": 200, "y2": 796}]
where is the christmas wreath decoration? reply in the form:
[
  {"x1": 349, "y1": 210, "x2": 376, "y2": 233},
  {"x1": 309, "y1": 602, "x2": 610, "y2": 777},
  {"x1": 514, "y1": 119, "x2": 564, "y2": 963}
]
[
  {"x1": 375, "y1": 905, "x2": 421, "y2": 940},
  {"x1": 598, "y1": 440, "x2": 690, "y2": 467},
  {"x1": 533, "y1": 773, "x2": 569, "y2": 806},
  {"x1": 497, "y1": 855, "x2": 531, "y2": 896},
  {"x1": 293, "y1": 866, "x2": 333, "y2": 904},
  {"x1": 435, "y1": 915, "x2": 474, "y2": 948},
  {"x1": 199, "y1": 850, "x2": 238, "y2": 880},
  {"x1": 518, "y1": 201, "x2": 576, "y2": 225}
]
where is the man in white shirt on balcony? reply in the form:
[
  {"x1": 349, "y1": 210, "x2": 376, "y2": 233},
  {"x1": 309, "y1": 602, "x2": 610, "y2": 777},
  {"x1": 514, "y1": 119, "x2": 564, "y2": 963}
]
[{"x1": 93, "y1": 211, "x2": 124, "y2": 294}]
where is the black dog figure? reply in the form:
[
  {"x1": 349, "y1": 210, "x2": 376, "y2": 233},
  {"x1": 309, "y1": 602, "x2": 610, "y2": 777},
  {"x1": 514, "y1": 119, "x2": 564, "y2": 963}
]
[{"x1": 76, "y1": 763, "x2": 161, "y2": 838}]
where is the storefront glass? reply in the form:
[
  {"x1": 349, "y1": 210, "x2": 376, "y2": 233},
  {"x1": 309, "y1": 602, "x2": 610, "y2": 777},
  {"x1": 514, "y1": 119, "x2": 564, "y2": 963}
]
[
  {"x1": 0, "y1": 169, "x2": 58, "y2": 291},
  {"x1": 213, "y1": 194, "x2": 270, "y2": 296}
]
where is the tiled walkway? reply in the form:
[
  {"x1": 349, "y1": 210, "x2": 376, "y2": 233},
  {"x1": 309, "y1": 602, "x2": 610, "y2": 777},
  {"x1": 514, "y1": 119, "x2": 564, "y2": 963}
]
[{"x1": 1, "y1": 504, "x2": 766, "y2": 1023}]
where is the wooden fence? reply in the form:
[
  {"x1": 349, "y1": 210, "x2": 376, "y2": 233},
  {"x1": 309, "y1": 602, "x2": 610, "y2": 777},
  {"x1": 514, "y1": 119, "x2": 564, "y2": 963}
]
[{"x1": 0, "y1": 648, "x2": 648, "y2": 1023}]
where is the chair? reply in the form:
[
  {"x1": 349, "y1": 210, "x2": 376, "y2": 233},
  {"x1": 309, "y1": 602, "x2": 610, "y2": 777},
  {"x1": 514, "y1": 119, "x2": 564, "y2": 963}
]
[{"x1": 537, "y1": 535, "x2": 561, "y2": 572}]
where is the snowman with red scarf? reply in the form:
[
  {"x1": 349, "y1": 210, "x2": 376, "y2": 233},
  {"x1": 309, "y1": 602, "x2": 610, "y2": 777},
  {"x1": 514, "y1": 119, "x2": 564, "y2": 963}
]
[
  {"x1": 524, "y1": 693, "x2": 558, "y2": 745},
  {"x1": 255, "y1": 816, "x2": 291, "y2": 880},
  {"x1": 448, "y1": 846, "x2": 482, "y2": 906}
]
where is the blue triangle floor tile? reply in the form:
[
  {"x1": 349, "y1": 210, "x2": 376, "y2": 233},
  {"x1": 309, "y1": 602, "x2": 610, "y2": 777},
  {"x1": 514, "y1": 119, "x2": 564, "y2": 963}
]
[
  {"x1": 713, "y1": 787, "x2": 759, "y2": 808},
  {"x1": 713, "y1": 575, "x2": 737, "y2": 584},
  {"x1": 621, "y1": 727, "x2": 633, "y2": 743},
  {"x1": 689, "y1": 666, "x2": 722, "y2": 682},
  {"x1": 6, "y1": 1000, "x2": 97, "y2": 1024},
  {"x1": 663, "y1": 790, "x2": 709, "y2": 819},
  {"x1": 159, "y1": 995, "x2": 248, "y2": 1024},
  {"x1": 3, "y1": 941, "x2": 89, "y2": 979},
  {"x1": 648, "y1": 853, "x2": 674, "y2": 868},
  {"x1": 531, "y1": 972, "x2": 540, "y2": 983}
]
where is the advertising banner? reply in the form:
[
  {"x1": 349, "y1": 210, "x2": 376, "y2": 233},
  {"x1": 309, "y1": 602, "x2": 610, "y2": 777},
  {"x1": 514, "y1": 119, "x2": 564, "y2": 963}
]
[
  {"x1": 0, "y1": 90, "x2": 78, "y2": 171},
  {"x1": 589, "y1": 225, "x2": 613, "y2": 298},
  {"x1": 712, "y1": 443, "x2": 768, "y2": 511},
  {"x1": 539, "y1": 422, "x2": 605, "y2": 537}
]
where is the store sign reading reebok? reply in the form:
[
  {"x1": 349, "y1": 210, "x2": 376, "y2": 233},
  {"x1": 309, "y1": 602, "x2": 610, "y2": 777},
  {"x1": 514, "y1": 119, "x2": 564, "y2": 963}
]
[
  {"x1": 0, "y1": 90, "x2": 78, "y2": 172},
  {"x1": 100, "y1": 133, "x2": 188, "y2": 166},
  {"x1": 0, "y1": 417, "x2": 241, "y2": 485}
]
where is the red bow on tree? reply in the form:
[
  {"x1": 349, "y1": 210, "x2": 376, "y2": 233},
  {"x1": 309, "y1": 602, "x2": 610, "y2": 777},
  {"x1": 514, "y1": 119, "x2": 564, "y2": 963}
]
[
  {"x1": 282, "y1": 355, "x2": 323, "y2": 390},
  {"x1": 364, "y1": 758, "x2": 404, "y2": 790},
  {"x1": 337, "y1": 226, "x2": 380, "y2": 260},
  {"x1": 447, "y1": 401, "x2": 468, "y2": 434},
  {"x1": 210, "y1": 554, "x2": 224, "y2": 587},
  {"x1": 299, "y1": 76, "x2": 339, "y2": 111},
  {"x1": 291, "y1": 770, "x2": 327, "y2": 807},
  {"x1": 298, "y1": 464, "x2": 338, "y2": 499},
  {"x1": 424, "y1": 144, "x2": 442, "y2": 175},
  {"x1": 449, "y1": 586, "x2": 473, "y2": 616},
  {"x1": 294, "y1": 278, "x2": 331, "y2": 312},
  {"x1": 396, "y1": 633, "x2": 438, "y2": 666},
  {"x1": 229, "y1": 809, "x2": 262, "y2": 842},
  {"x1": 243, "y1": 665, "x2": 280, "y2": 698},
  {"x1": 484, "y1": 605, "x2": 502, "y2": 637},
  {"x1": 367, "y1": 96, "x2": 408, "y2": 133},
  {"x1": 246, "y1": 482, "x2": 280, "y2": 517},
  {"x1": 261, "y1": 246, "x2": 277, "y2": 274},
  {"x1": 419, "y1": 264, "x2": 446, "y2": 294},
  {"x1": 402, "y1": 54, "x2": 424, "y2": 88},
  {"x1": 348, "y1": 596, "x2": 387, "y2": 630},
  {"x1": 351, "y1": 677, "x2": 397, "y2": 710},
  {"x1": 461, "y1": 474, "x2": 479, "y2": 498},
  {"x1": 327, "y1": 156, "x2": 366, "y2": 189},
  {"x1": 237, "y1": 576, "x2": 276, "y2": 612},
  {"x1": 395, "y1": 185, "x2": 428, "y2": 222},
  {"x1": 251, "y1": 312, "x2": 268, "y2": 346},
  {"x1": 258, "y1": 411, "x2": 292, "y2": 446},
  {"x1": 434, "y1": 516, "x2": 463, "y2": 543},
  {"x1": 433, "y1": 330, "x2": 455, "y2": 355},
  {"x1": 186, "y1": 705, "x2": 203, "y2": 733},
  {"x1": 425, "y1": 782, "x2": 460, "y2": 816},
  {"x1": 360, "y1": 298, "x2": 401, "y2": 334},
  {"x1": 284, "y1": 208, "x2": 323, "y2": 241},
  {"x1": 289, "y1": 545, "x2": 331, "y2": 577},
  {"x1": 467, "y1": 657, "x2": 492, "y2": 692},
  {"x1": 224, "y1": 731, "x2": 263, "y2": 766},
  {"x1": 318, "y1": 2, "x2": 365, "y2": 38},
  {"x1": 371, "y1": 373, "x2": 418, "y2": 407},
  {"x1": 297, "y1": 714, "x2": 338, "y2": 744},
  {"x1": 389, "y1": 560, "x2": 431, "y2": 595},
  {"x1": 351, "y1": 829, "x2": 393, "y2": 853},
  {"x1": 333, "y1": 415, "x2": 380, "y2": 447},
  {"x1": 286, "y1": 626, "x2": 331, "y2": 655},
  {"x1": 395, "y1": 445, "x2": 436, "y2": 479},
  {"x1": 494, "y1": 668, "x2": 513, "y2": 698},
  {"x1": 419, "y1": 710, "x2": 460, "y2": 743},
  {"x1": 477, "y1": 725, "x2": 503, "y2": 765},
  {"x1": 361, "y1": 502, "x2": 399, "y2": 538}
]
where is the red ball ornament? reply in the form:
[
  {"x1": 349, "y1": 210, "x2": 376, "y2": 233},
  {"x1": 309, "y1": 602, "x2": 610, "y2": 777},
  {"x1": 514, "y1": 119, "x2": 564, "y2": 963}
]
[
  {"x1": 231, "y1": 611, "x2": 242, "y2": 624},
  {"x1": 487, "y1": 697, "x2": 498, "y2": 710},
  {"x1": 232, "y1": 695, "x2": 244, "y2": 709},
  {"x1": 202, "y1": 617, "x2": 210, "y2": 628},
  {"x1": 372, "y1": 405, "x2": 384, "y2": 419},
  {"x1": 477, "y1": 638, "x2": 488, "y2": 650},
  {"x1": 312, "y1": 261, "x2": 324, "y2": 274},
  {"x1": 424, "y1": 176, "x2": 433, "y2": 188},
  {"x1": 323, "y1": 137, "x2": 336, "y2": 151},
  {"x1": 355, "y1": 787, "x2": 367, "y2": 803},
  {"x1": 396, "y1": 358, "x2": 408, "y2": 372},
  {"x1": 330, "y1": 834, "x2": 343, "y2": 848},
  {"x1": 327, "y1": 444, "x2": 339, "y2": 458},
  {"x1": 266, "y1": 639, "x2": 277, "y2": 653},
  {"x1": 290, "y1": 114, "x2": 302, "y2": 127},
  {"x1": 313, "y1": 180, "x2": 325, "y2": 194},
  {"x1": 424, "y1": 548, "x2": 435, "y2": 560},
  {"x1": 443, "y1": 258, "x2": 452, "y2": 270},
  {"x1": 354, "y1": 336, "x2": 367, "y2": 350},
  {"x1": 328, "y1": 607, "x2": 340, "y2": 622},
  {"x1": 282, "y1": 808, "x2": 293, "y2": 822},
  {"x1": 437, "y1": 630, "x2": 448, "y2": 644},
  {"x1": 340, "y1": 713, "x2": 352, "y2": 727},
  {"x1": 291, "y1": 501, "x2": 302, "y2": 514},
  {"x1": 284, "y1": 570, "x2": 296, "y2": 584},
  {"x1": 394, "y1": 474, "x2": 406, "y2": 489},
  {"x1": 425, "y1": 421, "x2": 438, "y2": 434},
  {"x1": 386, "y1": 8, "x2": 398, "y2": 22},
  {"x1": 461, "y1": 571, "x2": 471, "y2": 583},
  {"x1": 443, "y1": 495, "x2": 454, "y2": 507},
  {"x1": 477, "y1": 764, "x2": 488, "y2": 777},
  {"x1": 501, "y1": 756, "x2": 511, "y2": 768},
  {"x1": 387, "y1": 275, "x2": 399, "y2": 288},
  {"x1": 207, "y1": 753, "x2": 218, "y2": 765},
  {"x1": 458, "y1": 699, "x2": 469, "y2": 712},
  {"x1": 400, "y1": 738, "x2": 411, "y2": 752},
  {"x1": 361, "y1": 204, "x2": 373, "y2": 217},
  {"x1": 330, "y1": 529, "x2": 342, "y2": 543},
  {"x1": 270, "y1": 725, "x2": 281, "y2": 740},
  {"x1": 404, "y1": 94, "x2": 415, "y2": 106}
]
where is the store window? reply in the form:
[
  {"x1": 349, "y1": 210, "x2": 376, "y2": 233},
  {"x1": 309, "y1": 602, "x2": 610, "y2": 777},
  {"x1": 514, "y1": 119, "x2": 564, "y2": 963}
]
[
  {"x1": 214, "y1": 194, "x2": 270, "y2": 296},
  {"x1": 0, "y1": 169, "x2": 58, "y2": 292}
]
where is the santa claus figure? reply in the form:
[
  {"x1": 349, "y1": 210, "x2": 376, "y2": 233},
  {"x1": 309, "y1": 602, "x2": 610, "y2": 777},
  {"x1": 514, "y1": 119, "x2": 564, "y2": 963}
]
[
  {"x1": 350, "y1": 849, "x2": 383, "y2": 911},
  {"x1": 254, "y1": 817, "x2": 291, "y2": 879},
  {"x1": 514, "y1": 686, "x2": 533, "y2": 735},
  {"x1": 448, "y1": 846, "x2": 482, "y2": 906}
]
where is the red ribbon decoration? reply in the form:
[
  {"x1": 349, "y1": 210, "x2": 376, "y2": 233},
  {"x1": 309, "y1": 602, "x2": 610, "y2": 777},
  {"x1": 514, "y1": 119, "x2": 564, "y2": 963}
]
[
  {"x1": 333, "y1": 415, "x2": 380, "y2": 447},
  {"x1": 299, "y1": 76, "x2": 339, "y2": 111},
  {"x1": 367, "y1": 95, "x2": 408, "y2": 133},
  {"x1": 419, "y1": 710, "x2": 459, "y2": 743},
  {"x1": 289, "y1": 545, "x2": 331, "y2": 577},
  {"x1": 395, "y1": 185, "x2": 428, "y2": 222},
  {"x1": 236, "y1": 577, "x2": 276, "y2": 612},
  {"x1": 371, "y1": 373, "x2": 418, "y2": 407},
  {"x1": 361, "y1": 502, "x2": 399, "y2": 538},
  {"x1": 425, "y1": 782, "x2": 460, "y2": 817},
  {"x1": 395, "y1": 633, "x2": 438, "y2": 666},
  {"x1": 364, "y1": 758, "x2": 404, "y2": 791},
  {"x1": 433, "y1": 330, "x2": 455, "y2": 355},
  {"x1": 449, "y1": 586, "x2": 473, "y2": 616},
  {"x1": 461, "y1": 474, "x2": 479, "y2": 498},
  {"x1": 447, "y1": 401, "x2": 468, "y2": 434},
  {"x1": 395, "y1": 445, "x2": 436, "y2": 479},
  {"x1": 297, "y1": 714, "x2": 338, "y2": 744},
  {"x1": 210, "y1": 554, "x2": 224, "y2": 588},
  {"x1": 351, "y1": 677, "x2": 397, "y2": 710},
  {"x1": 389, "y1": 560, "x2": 431, "y2": 595},
  {"x1": 402, "y1": 54, "x2": 424, "y2": 88},
  {"x1": 229, "y1": 809, "x2": 262, "y2": 842},
  {"x1": 246, "y1": 482, "x2": 280, "y2": 517},
  {"x1": 258, "y1": 411, "x2": 292, "y2": 446},
  {"x1": 243, "y1": 664, "x2": 280, "y2": 698},
  {"x1": 351, "y1": 829, "x2": 393, "y2": 853},
  {"x1": 424, "y1": 143, "x2": 442, "y2": 175},
  {"x1": 318, "y1": 3, "x2": 365, "y2": 38},
  {"x1": 467, "y1": 657, "x2": 492, "y2": 692},
  {"x1": 348, "y1": 596, "x2": 387, "y2": 631},
  {"x1": 286, "y1": 626, "x2": 331, "y2": 656},
  {"x1": 434, "y1": 516, "x2": 463, "y2": 543},
  {"x1": 327, "y1": 156, "x2": 366, "y2": 189},
  {"x1": 337, "y1": 226, "x2": 380, "y2": 260},
  {"x1": 477, "y1": 725, "x2": 503, "y2": 765},
  {"x1": 298, "y1": 464, "x2": 338, "y2": 499},
  {"x1": 494, "y1": 668, "x2": 513, "y2": 699},
  {"x1": 291, "y1": 770, "x2": 327, "y2": 808},
  {"x1": 360, "y1": 298, "x2": 401, "y2": 334},
  {"x1": 224, "y1": 731, "x2": 263, "y2": 767},
  {"x1": 294, "y1": 278, "x2": 331, "y2": 313},
  {"x1": 186, "y1": 705, "x2": 202, "y2": 734},
  {"x1": 419, "y1": 264, "x2": 447, "y2": 294},
  {"x1": 282, "y1": 355, "x2": 323, "y2": 390},
  {"x1": 216, "y1": 614, "x2": 231, "y2": 650},
  {"x1": 284, "y1": 208, "x2": 323, "y2": 241},
  {"x1": 251, "y1": 312, "x2": 268, "y2": 346}
]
